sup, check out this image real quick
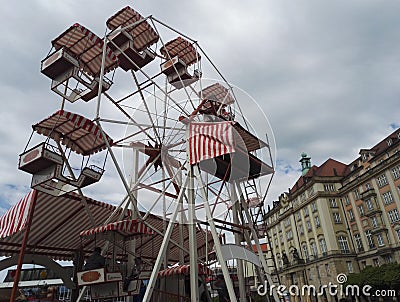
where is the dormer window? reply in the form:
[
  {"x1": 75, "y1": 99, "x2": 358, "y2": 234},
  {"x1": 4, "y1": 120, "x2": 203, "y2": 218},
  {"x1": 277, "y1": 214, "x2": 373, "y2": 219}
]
[{"x1": 387, "y1": 139, "x2": 393, "y2": 146}]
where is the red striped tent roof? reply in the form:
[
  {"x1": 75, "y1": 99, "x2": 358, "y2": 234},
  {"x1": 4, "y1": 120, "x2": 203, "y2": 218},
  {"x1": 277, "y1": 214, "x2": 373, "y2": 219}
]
[
  {"x1": 52, "y1": 23, "x2": 118, "y2": 77},
  {"x1": 80, "y1": 219, "x2": 153, "y2": 237},
  {"x1": 33, "y1": 110, "x2": 113, "y2": 156},
  {"x1": 158, "y1": 263, "x2": 212, "y2": 277},
  {"x1": 106, "y1": 6, "x2": 159, "y2": 51},
  {"x1": 160, "y1": 37, "x2": 200, "y2": 66},
  {"x1": 200, "y1": 83, "x2": 235, "y2": 105},
  {"x1": 0, "y1": 191, "x2": 214, "y2": 263}
]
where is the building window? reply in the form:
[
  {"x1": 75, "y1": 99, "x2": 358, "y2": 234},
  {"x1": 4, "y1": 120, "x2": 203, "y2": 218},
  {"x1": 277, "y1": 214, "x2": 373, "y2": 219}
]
[
  {"x1": 302, "y1": 244, "x2": 309, "y2": 260},
  {"x1": 392, "y1": 166, "x2": 400, "y2": 179},
  {"x1": 325, "y1": 263, "x2": 331, "y2": 275},
  {"x1": 373, "y1": 258, "x2": 380, "y2": 267},
  {"x1": 299, "y1": 224, "x2": 304, "y2": 235},
  {"x1": 366, "y1": 230, "x2": 375, "y2": 249},
  {"x1": 387, "y1": 139, "x2": 393, "y2": 146},
  {"x1": 329, "y1": 198, "x2": 338, "y2": 208},
  {"x1": 354, "y1": 233, "x2": 364, "y2": 252},
  {"x1": 308, "y1": 187, "x2": 315, "y2": 197},
  {"x1": 311, "y1": 202, "x2": 317, "y2": 213},
  {"x1": 396, "y1": 229, "x2": 400, "y2": 241},
  {"x1": 388, "y1": 209, "x2": 400, "y2": 223},
  {"x1": 303, "y1": 207, "x2": 309, "y2": 217},
  {"x1": 284, "y1": 217, "x2": 291, "y2": 227},
  {"x1": 365, "y1": 199, "x2": 374, "y2": 211},
  {"x1": 315, "y1": 216, "x2": 321, "y2": 228},
  {"x1": 307, "y1": 220, "x2": 312, "y2": 232},
  {"x1": 280, "y1": 234, "x2": 284, "y2": 244},
  {"x1": 365, "y1": 182, "x2": 371, "y2": 190},
  {"x1": 377, "y1": 174, "x2": 388, "y2": 187},
  {"x1": 324, "y1": 184, "x2": 335, "y2": 192},
  {"x1": 310, "y1": 242, "x2": 318, "y2": 257},
  {"x1": 296, "y1": 211, "x2": 301, "y2": 221},
  {"x1": 301, "y1": 192, "x2": 306, "y2": 202},
  {"x1": 348, "y1": 209, "x2": 355, "y2": 221},
  {"x1": 354, "y1": 189, "x2": 360, "y2": 200},
  {"x1": 383, "y1": 254, "x2": 393, "y2": 263},
  {"x1": 293, "y1": 197, "x2": 299, "y2": 207},
  {"x1": 274, "y1": 237, "x2": 278, "y2": 247},
  {"x1": 358, "y1": 205, "x2": 365, "y2": 216},
  {"x1": 344, "y1": 195, "x2": 350, "y2": 205},
  {"x1": 319, "y1": 238, "x2": 327, "y2": 255},
  {"x1": 376, "y1": 233, "x2": 385, "y2": 246},
  {"x1": 382, "y1": 191, "x2": 394, "y2": 205},
  {"x1": 337, "y1": 236, "x2": 350, "y2": 254},
  {"x1": 346, "y1": 261, "x2": 354, "y2": 273},
  {"x1": 333, "y1": 212, "x2": 342, "y2": 224},
  {"x1": 371, "y1": 216, "x2": 379, "y2": 228},
  {"x1": 286, "y1": 230, "x2": 293, "y2": 240}
]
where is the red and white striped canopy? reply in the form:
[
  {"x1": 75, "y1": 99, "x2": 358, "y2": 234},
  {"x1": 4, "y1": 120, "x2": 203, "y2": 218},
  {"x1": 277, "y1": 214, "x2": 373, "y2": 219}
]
[
  {"x1": 200, "y1": 83, "x2": 235, "y2": 105},
  {"x1": 80, "y1": 219, "x2": 153, "y2": 237},
  {"x1": 189, "y1": 121, "x2": 236, "y2": 165},
  {"x1": 106, "y1": 6, "x2": 159, "y2": 51},
  {"x1": 0, "y1": 191, "x2": 214, "y2": 263},
  {"x1": 33, "y1": 110, "x2": 113, "y2": 156},
  {"x1": 52, "y1": 23, "x2": 118, "y2": 77},
  {"x1": 158, "y1": 263, "x2": 212, "y2": 277},
  {"x1": 160, "y1": 37, "x2": 200, "y2": 66}
]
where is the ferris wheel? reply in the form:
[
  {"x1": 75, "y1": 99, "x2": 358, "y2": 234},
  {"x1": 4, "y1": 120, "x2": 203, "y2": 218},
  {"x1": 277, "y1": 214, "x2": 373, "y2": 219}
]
[{"x1": 18, "y1": 6, "x2": 279, "y2": 302}]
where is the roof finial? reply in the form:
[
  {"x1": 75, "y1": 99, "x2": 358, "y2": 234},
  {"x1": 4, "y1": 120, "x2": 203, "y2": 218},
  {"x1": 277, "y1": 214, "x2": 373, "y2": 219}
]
[{"x1": 299, "y1": 152, "x2": 311, "y2": 176}]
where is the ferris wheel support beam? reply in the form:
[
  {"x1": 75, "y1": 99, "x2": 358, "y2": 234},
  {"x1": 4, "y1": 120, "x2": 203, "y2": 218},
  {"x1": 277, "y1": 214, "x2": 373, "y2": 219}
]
[
  {"x1": 230, "y1": 183, "x2": 247, "y2": 302},
  {"x1": 235, "y1": 182, "x2": 280, "y2": 302},
  {"x1": 142, "y1": 175, "x2": 190, "y2": 302},
  {"x1": 195, "y1": 166, "x2": 238, "y2": 302},
  {"x1": 188, "y1": 166, "x2": 200, "y2": 301},
  {"x1": 95, "y1": 29, "x2": 108, "y2": 120}
]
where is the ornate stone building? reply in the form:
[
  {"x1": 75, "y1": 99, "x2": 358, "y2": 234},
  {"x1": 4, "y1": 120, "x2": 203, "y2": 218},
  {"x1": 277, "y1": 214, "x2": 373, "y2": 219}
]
[{"x1": 263, "y1": 128, "x2": 400, "y2": 302}]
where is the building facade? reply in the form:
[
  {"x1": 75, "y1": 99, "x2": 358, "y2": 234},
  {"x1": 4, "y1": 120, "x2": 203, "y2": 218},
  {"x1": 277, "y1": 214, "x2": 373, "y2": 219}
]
[{"x1": 263, "y1": 128, "x2": 400, "y2": 302}]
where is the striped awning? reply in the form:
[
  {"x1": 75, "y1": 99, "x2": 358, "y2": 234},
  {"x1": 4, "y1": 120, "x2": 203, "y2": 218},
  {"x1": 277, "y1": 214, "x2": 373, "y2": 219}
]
[
  {"x1": 80, "y1": 219, "x2": 153, "y2": 237},
  {"x1": 189, "y1": 121, "x2": 236, "y2": 165},
  {"x1": 160, "y1": 37, "x2": 200, "y2": 66},
  {"x1": 0, "y1": 191, "x2": 214, "y2": 263},
  {"x1": 106, "y1": 6, "x2": 159, "y2": 51},
  {"x1": 200, "y1": 83, "x2": 235, "y2": 105},
  {"x1": 158, "y1": 264, "x2": 212, "y2": 277},
  {"x1": 33, "y1": 110, "x2": 113, "y2": 156},
  {"x1": 52, "y1": 23, "x2": 118, "y2": 77}
]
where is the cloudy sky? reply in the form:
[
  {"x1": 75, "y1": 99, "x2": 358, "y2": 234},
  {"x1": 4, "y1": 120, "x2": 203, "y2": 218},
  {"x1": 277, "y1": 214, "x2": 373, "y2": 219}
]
[{"x1": 0, "y1": 0, "x2": 400, "y2": 217}]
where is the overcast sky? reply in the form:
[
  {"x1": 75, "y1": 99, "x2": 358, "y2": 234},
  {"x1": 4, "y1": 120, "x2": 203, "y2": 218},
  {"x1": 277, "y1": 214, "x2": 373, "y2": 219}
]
[{"x1": 1, "y1": 0, "x2": 400, "y2": 216}]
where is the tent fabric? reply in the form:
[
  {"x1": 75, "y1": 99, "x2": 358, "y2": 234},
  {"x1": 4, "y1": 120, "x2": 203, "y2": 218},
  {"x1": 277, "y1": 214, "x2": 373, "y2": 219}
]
[
  {"x1": 158, "y1": 263, "x2": 212, "y2": 277},
  {"x1": 33, "y1": 110, "x2": 113, "y2": 156},
  {"x1": 79, "y1": 219, "x2": 153, "y2": 237},
  {"x1": 0, "y1": 191, "x2": 214, "y2": 263},
  {"x1": 52, "y1": 23, "x2": 118, "y2": 76},
  {"x1": 106, "y1": 6, "x2": 159, "y2": 51},
  {"x1": 160, "y1": 37, "x2": 200, "y2": 66}
]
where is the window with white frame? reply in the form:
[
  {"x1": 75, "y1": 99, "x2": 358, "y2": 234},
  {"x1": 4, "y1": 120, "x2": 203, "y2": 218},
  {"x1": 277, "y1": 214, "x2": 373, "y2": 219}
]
[
  {"x1": 365, "y1": 199, "x2": 374, "y2": 211},
  {"x1": 392, "y1": 165, "x2": 400, "y2": 179},
  {"x1": 346, "y1": 261, "x2": 354, "y2": 273},
  {"x1": 296, "y1": 211, "x2": 301, "y2": 221},
  {"x1": 315, "y1": 216, "x2": 321, "y2": 228},
  {"x1": 311, "y1": 202, "x2": 317, "y2": 212},
  {"x1": 299, "y1": 224, "x2": 304, "y2": 235},
  {"x1": 358, "y1": 205, "x2": 365, "y2": 216},
  {"x1": 344, "y1": 195, "x2": 350, "y2": 205},
  {"x1": 319, "y1": 238, "x2": 327, "y2": 254},
  {"x1": 366, "y1": 230, "x2": 375, "y2": 249},
  {"x1": 333, "y1": 212, "x2": 342, "y2": 224},
  {"x1": 329, "y1": 198, "x2": 338, "y2": 208},
  {"x1": 324, "y1": 184, "x2": 335, "y2": 192},
  {"x1": 382, "y1": 191, "x2": 394, "y2": 205},
  {"x1": 371, "y1": 216, "x2": 379, "y2": 228},
  {"x1": 377, "y1": 174, "x2": 388, "y2": 187},
  {"x1": 337, "y1": 236, "x2": 350, "y2": 254},
  {"x1": 307, "y1": 220, "x2": 312, "y2": 232},
  {"x1": 348, "y1": 209, "x2": 355, "y2": 221},
  {"x1": 354, "y1": 189, "x2": 360, "y2": 200},
  {"x1": 284, "y1": 217, "x2": 291, "y2": 227},
  {"x1": 365, "y1": 182, "x2": 371, "y2": 190},
  {"x1": 302, "y1": 244, "x2": 309, "y2": 260},
  {"x1": 308, "y1": 186, "x2": 314, "y2": 197},
  {"x1": 301, "y1": 192, "x2": 306, "y2": 202},
  {"x1": 388, "y1": 209, "x2": 400, "y2": 223},
  {"x1": 376, "y1": 233, "x2": 385, "y2": 246},
  {"x1": 286, "y1": 230, "x2": 293, "y2": 240},
  {"x1": 354, "y1": 233, "x2": 364, "y2": 252},
  {"x1": 303, "y1": 207, "x2": 309, "y2": 217},
  {"x1": 310, "y1": 241, "x2": 318, "y2": 257}
]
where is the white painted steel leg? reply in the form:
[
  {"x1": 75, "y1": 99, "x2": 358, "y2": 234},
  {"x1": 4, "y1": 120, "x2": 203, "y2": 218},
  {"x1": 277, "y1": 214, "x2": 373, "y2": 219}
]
[
  {"x1": 235, "y1": 182, "x2": 280, "y2": 302},
  {"x1": 195, "y1": 166, "x2": 237, "y2": 302},
  {"x1": 230, "y1": 183, "x2": 247, "y2": 302},
  {"x1": 188, "y1": 166, "x2": 199, "y2": 301},
  {"x1": 142, "y1": 175, "x2": 189, "y2": 302}
]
